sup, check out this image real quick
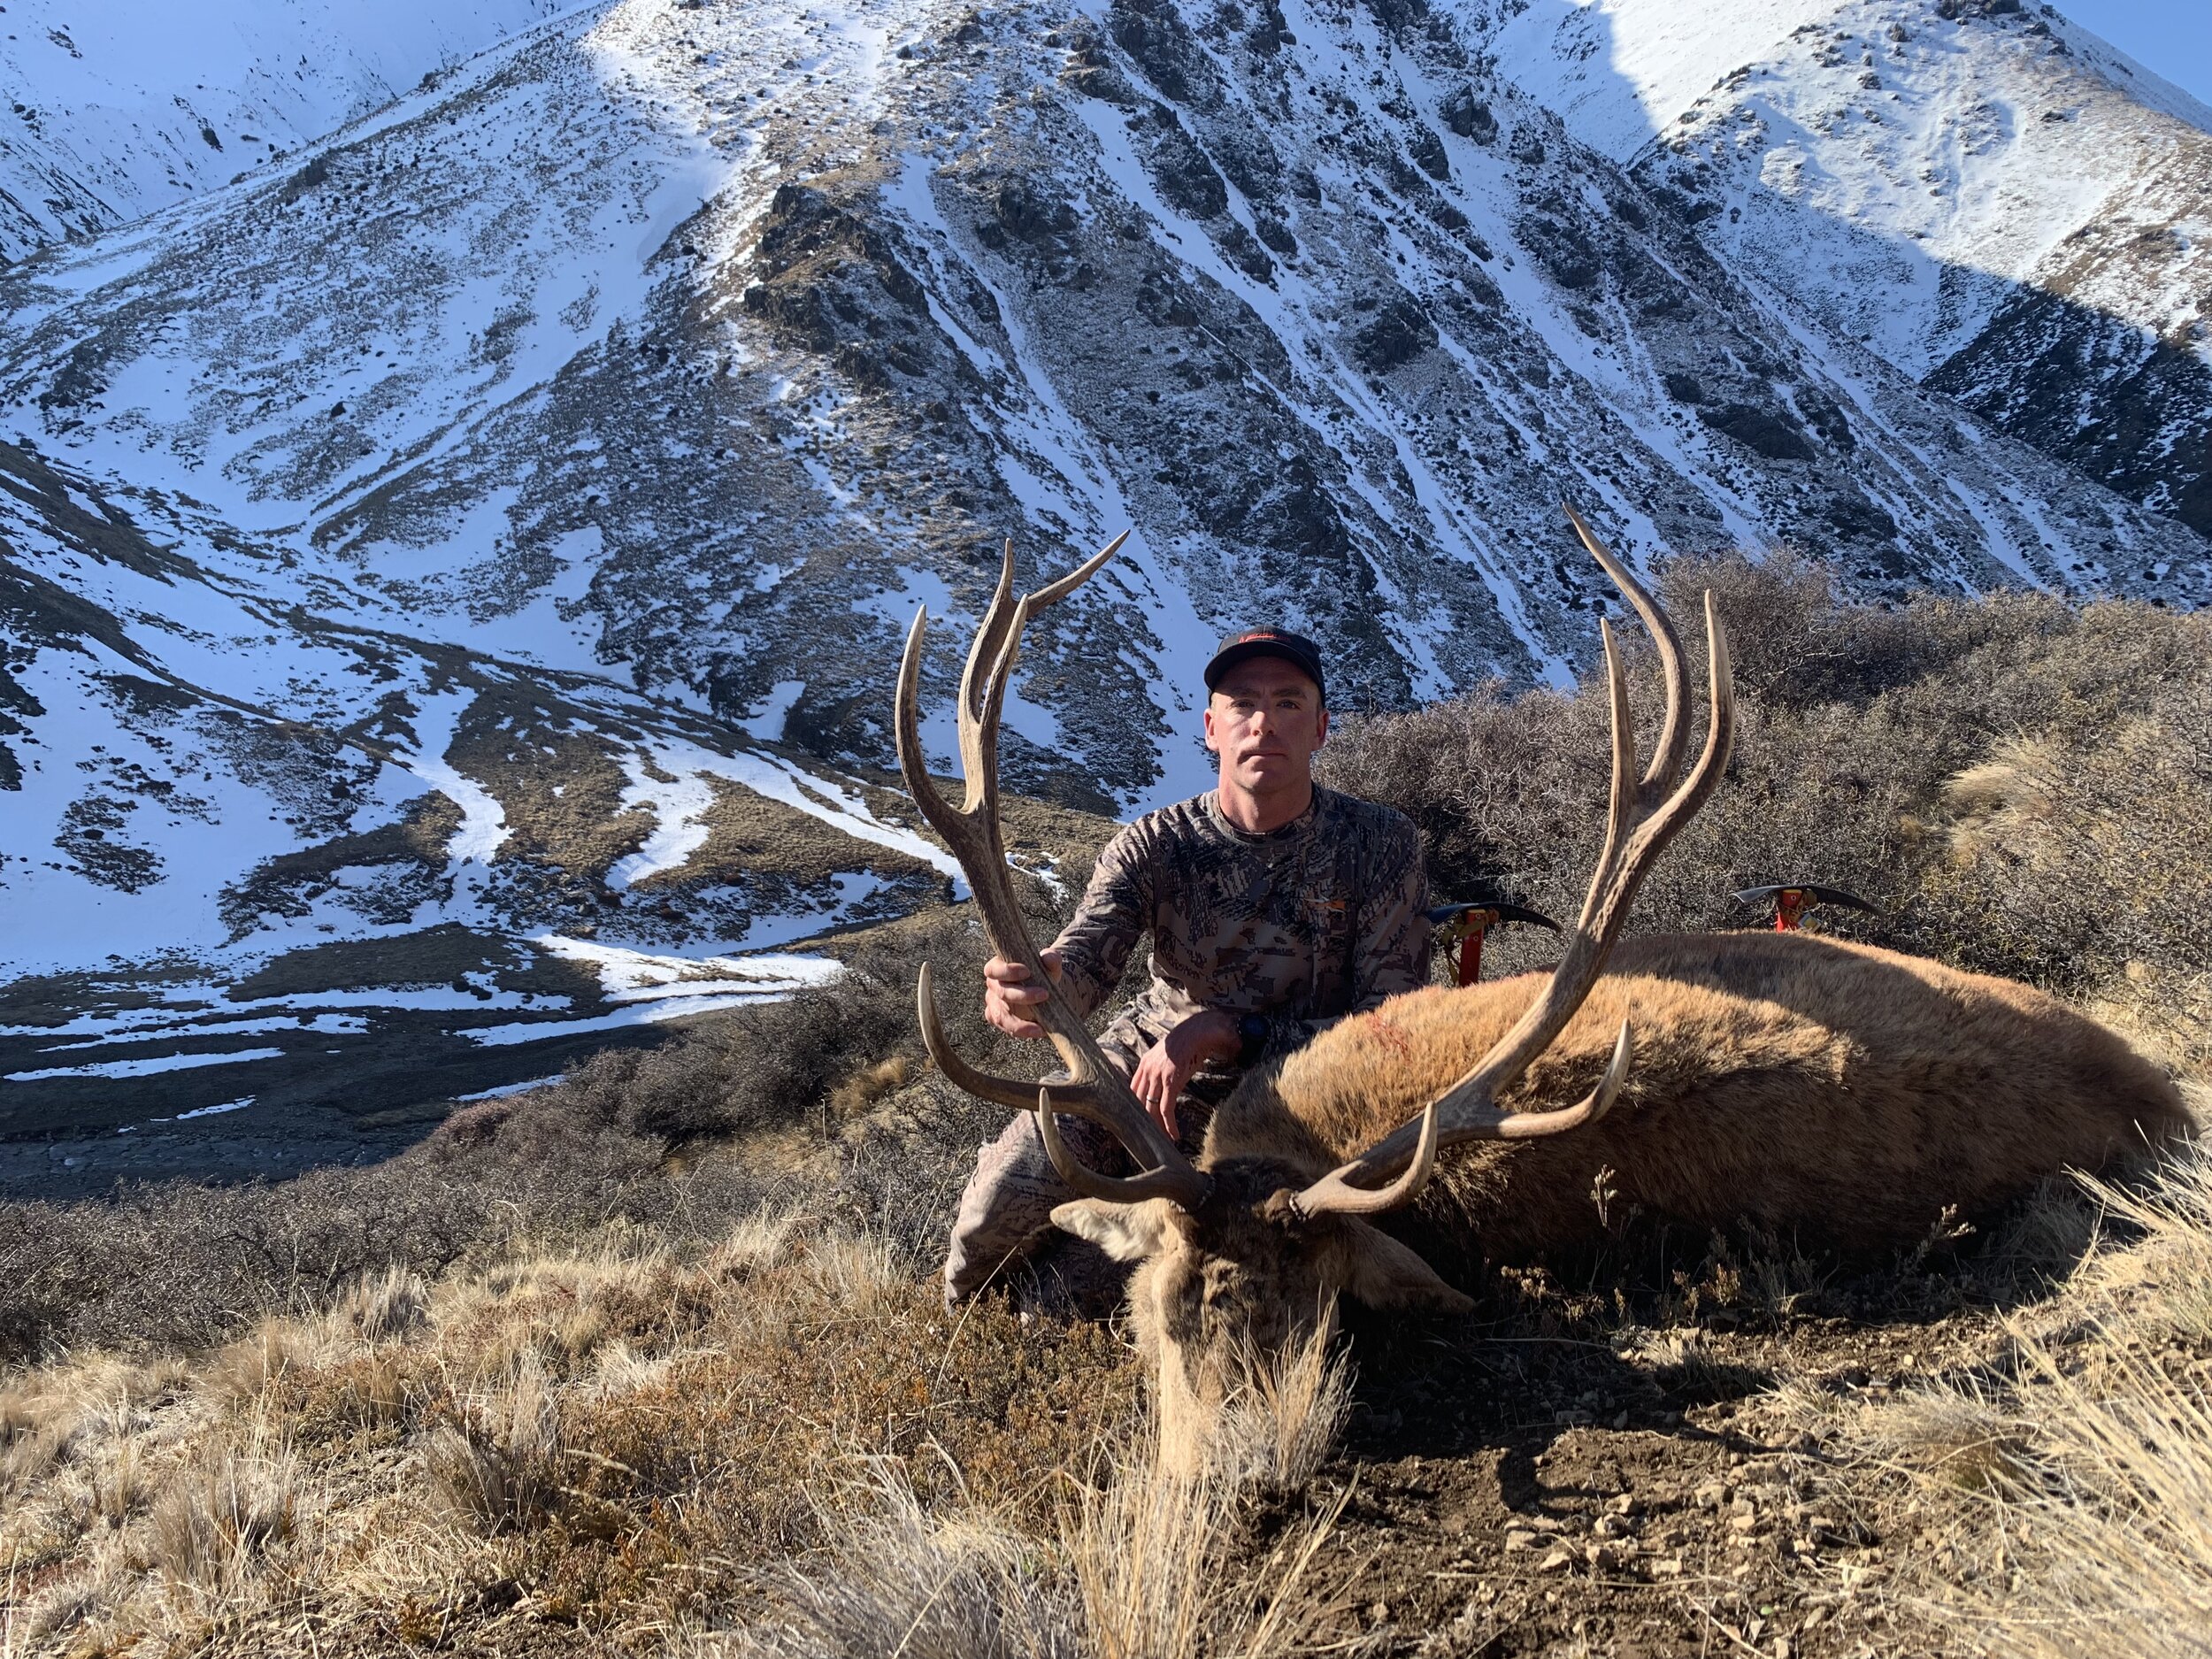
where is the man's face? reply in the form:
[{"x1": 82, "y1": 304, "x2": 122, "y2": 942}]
[{"x1": 1203, "y1": 657, "x2": 1327, "y2": 794}]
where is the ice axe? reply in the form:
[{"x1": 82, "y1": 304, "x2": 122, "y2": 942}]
[
  {"x1": 1732, "y1": 883, "x2": 1878, "y2": 933},
  {"x1": 1427, "y1": 900, "x2": 1563, "y2": 986}
]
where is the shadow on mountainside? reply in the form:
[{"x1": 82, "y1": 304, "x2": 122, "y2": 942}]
[{"x1": 1548, "y1": 0, "x2": 2212, "y2": 546}]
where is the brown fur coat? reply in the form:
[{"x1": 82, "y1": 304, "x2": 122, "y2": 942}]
[{"x1": 1205, "y1": 933, "x2": 2191, "y2": 1266}]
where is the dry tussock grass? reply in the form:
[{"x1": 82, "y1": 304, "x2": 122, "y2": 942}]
[
  {"x1": 1993, "y1": 1342, "x2": 2212, "y2": 1658},
  {"x1": 1213, "y1": 1319, "x2": 1354, "y2": 1497},
  {"x1": 731, "y1": 1468, "x2": 1083, "y2": 1659},
  {"x1": 725, "y1": 1322, "x2": 1356, "y2": 1659},
  {"x1": 0, "y1": 1208, "x2": 1371, "y2": 1657},
  {"x1": 421, "y1": 1350, "x2": 566, "y2": 1535},
  {"x1": 1771, "y1": 1141, "x2": 2212, "y2": 1657},
  {"x1": 144, "y1": 1432, "x2": 297, "y2": 1594}
]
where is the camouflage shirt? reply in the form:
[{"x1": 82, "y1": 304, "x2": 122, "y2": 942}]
[{"x1": 1049, "y1": 786, "x2": 1430, "y2": 1071}]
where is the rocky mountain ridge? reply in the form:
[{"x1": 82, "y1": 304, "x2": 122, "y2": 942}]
[
  {"x1": 1, "y1": 0, "x2": 2207, "y2": 1130},
  {"x1": 1497, "y1": 0, "x2": 2212, "y2": 534},
  {"x1": 3, "y1": 2, "x2": 2203, "y2": 787}
]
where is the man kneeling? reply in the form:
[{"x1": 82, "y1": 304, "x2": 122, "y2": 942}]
[{"x1": 942, "y1": 626, "x2": 1430, "y2": 1309}]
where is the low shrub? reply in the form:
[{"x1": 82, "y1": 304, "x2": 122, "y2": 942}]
[
  {"x1": 0, "y1": 1096, "x2": 710, "y2": 1363},
  {"x1": 1322, "y1": 553, "x2": 2212, "y2": 1010}
]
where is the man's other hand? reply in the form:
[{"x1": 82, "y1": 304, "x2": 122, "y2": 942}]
[
  {"x1": 1132, "y1": 1009, "x2": 1241, "y2": 1138},
  {"x1": 983, "y1": 951, "x2": 1063, "y2": 1038}
]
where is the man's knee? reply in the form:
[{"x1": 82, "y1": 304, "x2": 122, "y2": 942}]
[
  {"x1": 943, "y1": 1111, "x2": 1114, "y2": 1306},
  {"x1": 941, "y1": 1060, "x2": 1217, "y2": 1308}
]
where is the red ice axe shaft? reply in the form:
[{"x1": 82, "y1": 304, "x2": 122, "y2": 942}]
[
  {"x1": 1427, "y1": 901, "x2": 1564, "y2": 986},
  {"x1": 1731, "y1": 884, "x2": 1878, "y2": 933}
]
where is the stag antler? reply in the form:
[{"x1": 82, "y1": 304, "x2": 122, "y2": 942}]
[
  {"x1": 895, "y1": 534, "x2": 1210, "y2": 1210},
  {"x1": 1294, "y1": 507, "x2": 1734, "y2": 1220}
]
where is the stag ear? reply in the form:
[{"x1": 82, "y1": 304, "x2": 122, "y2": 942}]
[
  {"x1": 1052, "y1": 1198, "x2": 1176, "y2": 1262},
  {"x1": 1337, "y1": 1221, "x2": 1477, "y2": 1315}
]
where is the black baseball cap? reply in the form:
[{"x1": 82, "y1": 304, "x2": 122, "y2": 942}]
[{"x1": 1203, "y1": 627, "x2": 1326, "y2": 703}]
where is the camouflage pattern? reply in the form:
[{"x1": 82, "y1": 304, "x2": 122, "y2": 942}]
[
  {"x1": 1050, "y1": 785, "x2": 1432, "y2": 1068},
  {"x1": 942, "y1": 786, "x2": 1429, "y2": 1307}
]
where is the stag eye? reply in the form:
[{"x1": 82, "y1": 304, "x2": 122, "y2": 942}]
[{"x1": 1198, "y1": 1259, "x2": 1259, "y2": 1316}]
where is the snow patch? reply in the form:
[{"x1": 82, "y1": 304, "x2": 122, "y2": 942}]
[
  {"x1": 403, "y1": 690, "x2": 511, "y2": 865},
  {"x1": 457, "y1": 1074, "x2": 566, "y2": 1100},
  {"x1": 174, "y1": 1096, "x2": 257, "y2": 1120},
  {"x1": 741, "y1": 679, "x2": 806, "y2": 741},
  {"x1": 7, "y1": 1048, "x2": 286, "y2": 1082}
]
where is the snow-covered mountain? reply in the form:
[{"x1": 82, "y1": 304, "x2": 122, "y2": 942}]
[
  {"x1": 0, "y1": 0, "x2": 572, "y2": 261},
  {"x1": 5, "y1": 0, "x2": 2203, "y2": 768},
  {"x1": 1497, "y1": 0, "x2": 2212, "y2": 534},
  {"x1": 0, "y1": 432, "x2": 956, "y2": 1136},
  {"x1": 2, "y1": 0, "x2": 2208, "y2": 1126}
]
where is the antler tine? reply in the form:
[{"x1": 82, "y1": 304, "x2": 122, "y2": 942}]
[
  {"x1": 1563, "y1": 503, "x2": 1686, "y2": 812},
  {"x1": 953, "y1": 541, "x2": 1021, "y2": 814},
  {"x1": 1477, "y1": 587, "x2": 1728, "y2": 1100},
  {"x1": 1616, "y1": 590, "x2": 1733, "y2": 861},
  {"x1": 1033, "y1": 528, "x2": 1129, "y2": 606},
  {"x1": 958, "y1": 541, "x2": 1017, "y2": 712},
  {"x1": 1040, "y1": 1090, "x2": 1212, "y2": 1204},
  {"x1": 1295, "y1": 1023, "x2": 1632, "y2": 1220},
  {"x1": 1416, "y1": 619, "x2": 1646, "y2": 1119},
  {"x1": 916, "y1": 962, "x2": 1043, "y2": 1110},
  {"x1": 953, "y1": 532, "x2": 1129, "y2": 813},
  {"x1": 1292, "y1": 1102, "x2": 1441, "y2": 1218},
  {"x1": 895, "y1": 533, "x2": 1208, "y2": 1210},
  {"x1": 895, "y1": 608, "x2": 958, "y2": 832},
  {"x1": 1294, "y1": 511, "x2": 1734, "y2": 1220},
  {"x1": 1579, "y1": 618, "x2": 1637, "y2": 935}
]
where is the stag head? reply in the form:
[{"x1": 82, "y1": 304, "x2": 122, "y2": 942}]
[{"x1": 897, "y1": 511, "x2": 1733, "y2": 1471}]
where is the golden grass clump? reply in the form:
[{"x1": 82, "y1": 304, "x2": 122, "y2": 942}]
[
  {"x1": 146, "y1": 1434, "x2": 297, "y2": 1594},
  {"x1": 826, "y1": 1054, "x2": 914, "y2": 1119},
  {"x1": 1206, "y1": 1318, "x2": 1354, "y2": 1497},
  {"x1": 1786, "y1": 1141, "x2": 2212, "y2": 1655},
  {"x1": 725, "y1": 1322, "x2": 1356, "y2": 1659},
  {"x1": 730, "y1": 1468, "x2": 1082, "y2": 1659},
  {"x1": 421, "y1": 1349, "x2": 566, "y2": 1535},
  {"x1": 337, "y1": 1264, "x2": 430, "y2": 1346},
  {"x1": 1970, "y1": 1338, "x2": 2212, "y2": 1659},
  {"x1": 1064, "y1": 1330, "x2": 1357, "y2": 1659},
  {"x1": 2080, "y1": 1141, "x2": 2212, "y2": 1344}
]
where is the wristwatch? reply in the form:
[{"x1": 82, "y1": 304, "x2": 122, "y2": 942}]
[{"x1": 1235, "y1": 1012, "x2": 1271, "y2": 1068}]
